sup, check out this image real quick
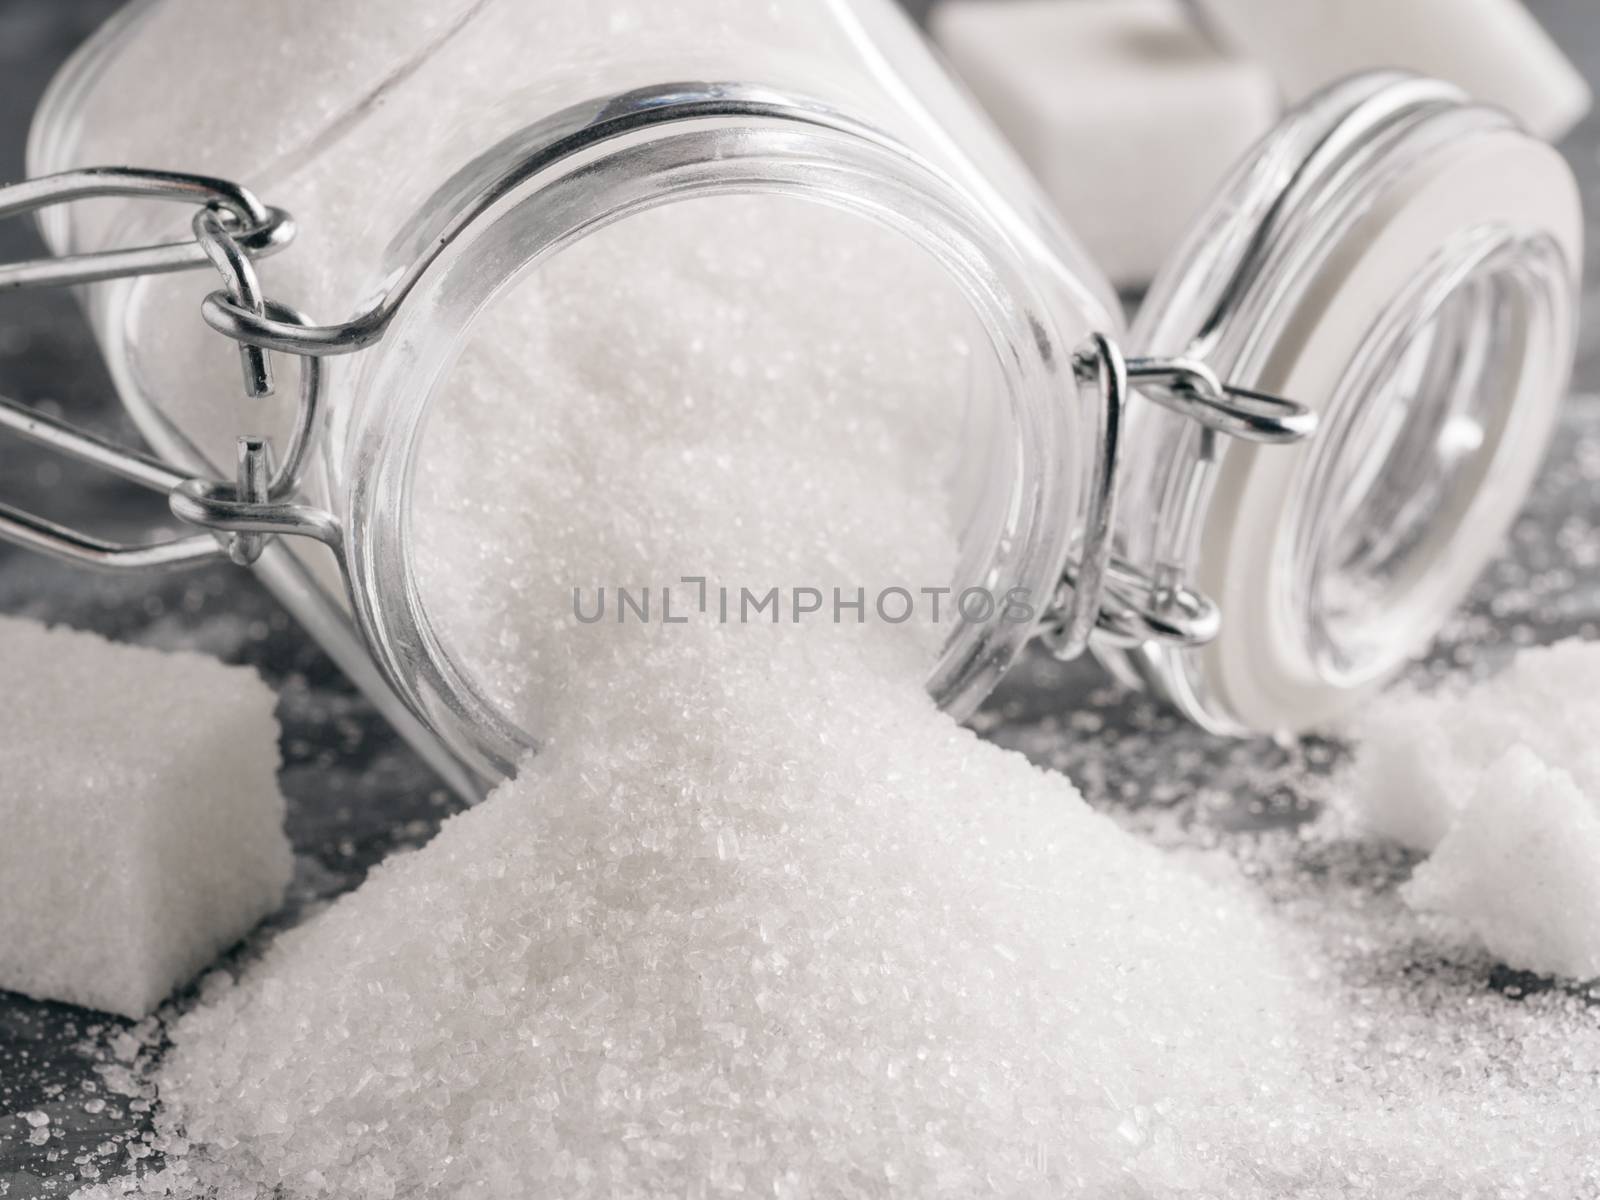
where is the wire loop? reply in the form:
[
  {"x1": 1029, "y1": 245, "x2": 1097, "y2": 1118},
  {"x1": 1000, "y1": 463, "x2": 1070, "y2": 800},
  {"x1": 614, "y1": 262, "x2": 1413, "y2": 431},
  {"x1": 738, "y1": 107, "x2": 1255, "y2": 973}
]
[{"x1": 0, "y1": 167, "x2": 292, "y2": 291}]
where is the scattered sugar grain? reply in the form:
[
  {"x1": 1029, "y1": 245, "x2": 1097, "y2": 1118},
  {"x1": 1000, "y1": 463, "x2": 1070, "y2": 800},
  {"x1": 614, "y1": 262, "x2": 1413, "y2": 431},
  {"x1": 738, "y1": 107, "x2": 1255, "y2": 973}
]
[{"x1": 0, "y1": 617, "x2": 292, "y2": 1019}]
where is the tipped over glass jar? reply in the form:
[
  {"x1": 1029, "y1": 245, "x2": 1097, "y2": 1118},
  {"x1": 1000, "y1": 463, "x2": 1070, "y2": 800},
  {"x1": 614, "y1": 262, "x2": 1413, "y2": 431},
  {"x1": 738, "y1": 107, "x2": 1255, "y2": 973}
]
[{"x1": 0, "y1": 0, "x2": 1579, "y2": 793}]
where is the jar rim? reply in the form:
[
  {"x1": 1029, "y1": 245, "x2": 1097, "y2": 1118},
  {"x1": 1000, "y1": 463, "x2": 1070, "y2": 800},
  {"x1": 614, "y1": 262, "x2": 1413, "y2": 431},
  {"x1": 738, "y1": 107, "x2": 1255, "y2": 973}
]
[{"x1": 334, "y1": 86, "x2": 1100, "y2": 779}]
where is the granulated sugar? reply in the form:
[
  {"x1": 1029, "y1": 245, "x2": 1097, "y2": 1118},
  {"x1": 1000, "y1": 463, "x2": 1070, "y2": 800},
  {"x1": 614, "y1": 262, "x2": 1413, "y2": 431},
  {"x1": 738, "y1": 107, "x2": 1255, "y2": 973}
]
[
  {"x1": 25, "y1": 1, "x2": 1600, "y2": 1192},
  {"x1": 105, "y1": 195, "x2": 1313, "y2": 1196},
  {"x1": 1345, "y1": 638, "x2": 1600, "y2": 979},
  {"x1": 406, "y1": 195, "x2": 980, "y2": 728},
  {"x1": 77, "y1": 197, "x2": 1600, "y2": 1199},
  {"x1": 0, "y1": 616, "x2": 291, "y2": 1020},
  {"x1": 142, "y1": 637, "x2": 1323, "y2": 1198}
]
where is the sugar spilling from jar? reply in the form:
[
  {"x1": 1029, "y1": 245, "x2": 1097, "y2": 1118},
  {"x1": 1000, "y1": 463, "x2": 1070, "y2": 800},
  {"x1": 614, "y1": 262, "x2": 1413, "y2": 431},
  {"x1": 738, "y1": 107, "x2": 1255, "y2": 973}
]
[{"x1": 89, "y1": 198, "x2": 1600, "y2": 1200}]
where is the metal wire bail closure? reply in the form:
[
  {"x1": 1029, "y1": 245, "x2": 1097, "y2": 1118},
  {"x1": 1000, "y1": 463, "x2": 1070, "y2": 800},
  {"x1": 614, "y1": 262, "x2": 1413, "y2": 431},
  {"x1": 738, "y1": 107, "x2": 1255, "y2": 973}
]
[
  {"x1": 1038, "y1": 335, "x2": 1315, "y2": 663},
  {"x1": 0, "y1": 167, "x2": 330, "y2": 571}
]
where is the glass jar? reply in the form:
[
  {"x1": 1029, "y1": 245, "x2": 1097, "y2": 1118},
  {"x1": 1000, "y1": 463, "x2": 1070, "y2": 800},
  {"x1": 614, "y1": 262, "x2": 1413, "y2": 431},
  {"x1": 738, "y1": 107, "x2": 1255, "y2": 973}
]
[
  {"x1": 1103, "y1": 72, "x2": 1580, "y2": 734},
  {"x1": 2, "y1": 0, "x2": 1579, "y2": 791}
]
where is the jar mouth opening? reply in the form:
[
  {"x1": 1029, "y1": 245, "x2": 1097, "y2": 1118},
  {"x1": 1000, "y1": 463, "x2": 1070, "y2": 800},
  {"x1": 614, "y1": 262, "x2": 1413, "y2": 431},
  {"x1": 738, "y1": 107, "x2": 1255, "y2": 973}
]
[
  {"x1": 339, "y1": 91, "x2": 1089, "y2": 779},
  {"x1": 1284, "y1": 230, "x2": 1571, "y2": 689},
  {"x1": 406, "y1": 192, "x2": 1011, "y2": 748}
]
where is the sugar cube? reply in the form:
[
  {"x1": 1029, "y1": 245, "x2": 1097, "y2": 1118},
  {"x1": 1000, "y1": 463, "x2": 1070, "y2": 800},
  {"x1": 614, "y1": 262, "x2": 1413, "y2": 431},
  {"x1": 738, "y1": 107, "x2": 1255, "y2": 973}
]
[
  {"x1": 1347, "y1": 639, "x2": 1600, "y2": 979},
  {"x1": 933, "y1": 0, "x2": 1278, "y2": 286},
  {"x1": 1404, "y1": 745, "x2": 1600, "y2": 979},
  {"x1": 1347, "y1": 639, "x2": 1600, "y2": 852},
  {"x1": 1192, "y1": 0, "x2": 1590, "y2": 141},
  {"x1": 0, "y1": 616, "x2": 292, "y2": 1018}
]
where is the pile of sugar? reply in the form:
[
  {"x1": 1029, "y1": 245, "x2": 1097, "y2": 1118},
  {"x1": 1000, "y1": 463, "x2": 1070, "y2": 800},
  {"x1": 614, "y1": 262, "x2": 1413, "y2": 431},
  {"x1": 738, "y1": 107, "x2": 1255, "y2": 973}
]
[
  {"x1": 111, "y1": 196, "x2": 1309, "y2": 1196},
  {"x1": 144, "y1": 638, "x2": 1319, "y2": 1198},
  {"x1": 0, "y1": 616, "x2": 291, "y2": 1020},
  {"x1": 84, "y1": 196, "x2": 1600, "y2": 1200},
  {"x1": 1346, "y1": 637, "x2": 1600, "y2": 979}
]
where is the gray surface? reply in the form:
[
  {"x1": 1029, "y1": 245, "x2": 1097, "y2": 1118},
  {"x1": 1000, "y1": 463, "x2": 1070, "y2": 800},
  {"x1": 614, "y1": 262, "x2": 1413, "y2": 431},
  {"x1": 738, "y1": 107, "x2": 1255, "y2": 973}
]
[{"x1": 2, "y1": 1, "x2": 1599, "y2": 1194}]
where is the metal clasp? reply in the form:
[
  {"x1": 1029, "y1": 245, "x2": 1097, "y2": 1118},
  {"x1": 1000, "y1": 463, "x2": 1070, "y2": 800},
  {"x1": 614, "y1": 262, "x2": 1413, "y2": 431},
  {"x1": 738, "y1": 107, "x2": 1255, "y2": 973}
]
[
  {"x1": 1039, "y1": 336, "x2": 1316, "y2": 662},
  {"x1": 1125, "y1": 357, "x2": 1317, "y2": 444},
  {"x1": 0, "y1": 168, "x2": 335, "y2": 571}
]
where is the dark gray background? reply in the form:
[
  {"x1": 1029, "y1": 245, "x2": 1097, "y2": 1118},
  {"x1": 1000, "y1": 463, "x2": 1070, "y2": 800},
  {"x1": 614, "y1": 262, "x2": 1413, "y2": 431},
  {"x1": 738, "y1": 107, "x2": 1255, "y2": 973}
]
[{"x1": 3, "y1": 1, "x2": 1600, "y2": 1194}]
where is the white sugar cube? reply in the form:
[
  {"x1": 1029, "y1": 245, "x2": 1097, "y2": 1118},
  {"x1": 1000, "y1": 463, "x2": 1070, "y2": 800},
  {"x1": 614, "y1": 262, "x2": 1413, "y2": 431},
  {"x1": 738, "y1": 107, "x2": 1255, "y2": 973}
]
[
  {"x1": 1192, "y1": 0, "x2": 1590, "y2": 142},
  {"x1": 0, "y1": 616, "x2": 291, "y2": 1018},
  {"x1": 1404, "y1": 746, "x2": 1600, "y2": 980},
  {"x1": 1347, "y1": 639, "x2": 1600, "y2": 979},
  {"x1": 1348, "y1": 639, "x2": 1600, "y2": 852},
  {"x1": 932, "y1": 0, "x2": 1278, "y2": 286}
]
